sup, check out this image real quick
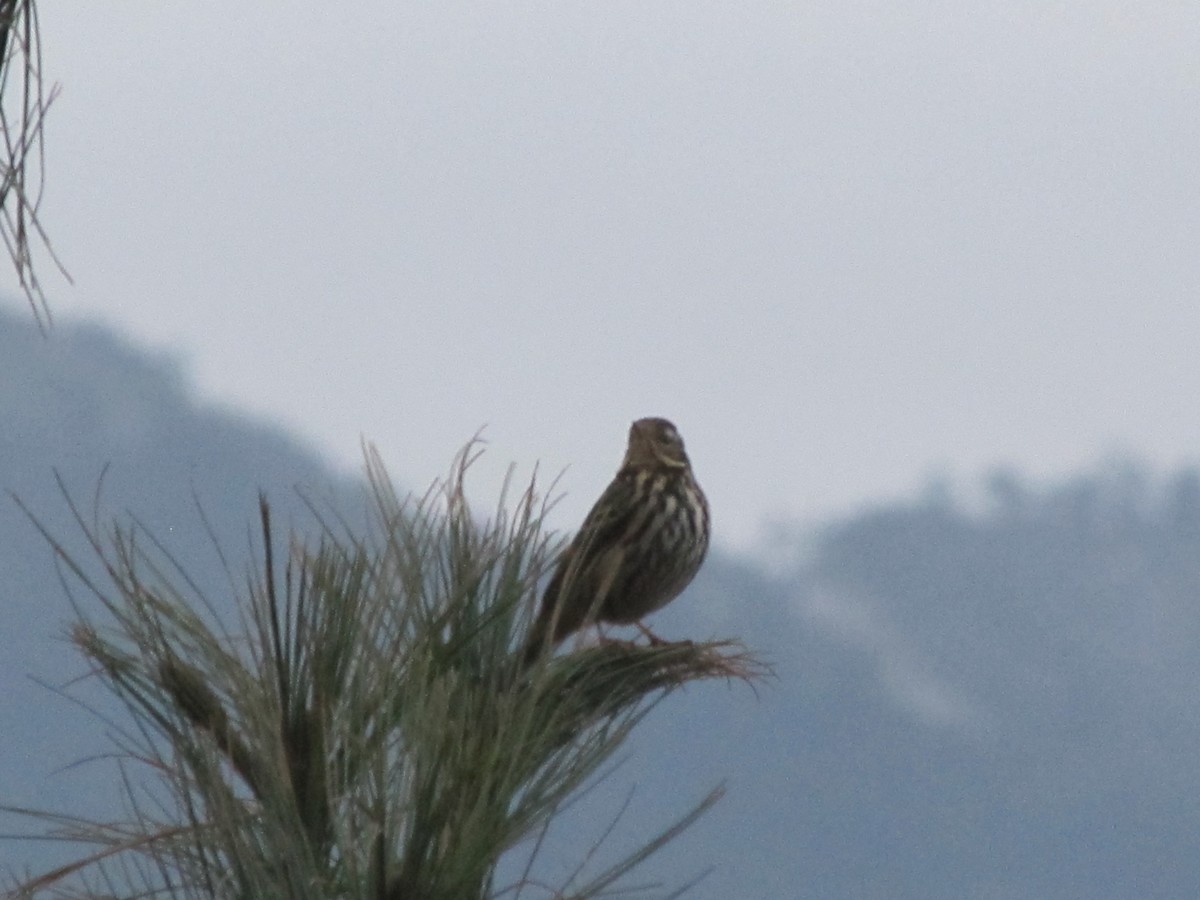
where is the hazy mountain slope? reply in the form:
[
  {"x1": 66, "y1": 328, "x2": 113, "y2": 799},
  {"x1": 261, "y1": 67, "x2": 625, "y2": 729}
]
[
  {"x1": 0, "y1": 312, "x2": 359, "y2": 822},
  {"x1": 770, "y1": 471, "x2": 1200, "y2": 899}
]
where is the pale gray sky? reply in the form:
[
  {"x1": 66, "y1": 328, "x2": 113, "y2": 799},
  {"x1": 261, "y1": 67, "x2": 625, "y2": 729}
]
[{"x1": 15, "y1": 1, "x2": 1200, "y2": 551}]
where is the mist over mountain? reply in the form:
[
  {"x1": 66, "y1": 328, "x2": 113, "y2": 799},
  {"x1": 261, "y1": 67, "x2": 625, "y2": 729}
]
[{"x1": 4, "y1": 308, "x2": 1199, "y2": 898}]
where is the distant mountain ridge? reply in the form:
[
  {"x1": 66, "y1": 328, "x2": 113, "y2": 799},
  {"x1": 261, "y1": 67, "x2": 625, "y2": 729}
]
[
  {"x1": 4, "y1": 307, "x2": 1200, "y2": 898},
  {"x1": 0, "y1": 310, "x2": 359, "y2": 819}
]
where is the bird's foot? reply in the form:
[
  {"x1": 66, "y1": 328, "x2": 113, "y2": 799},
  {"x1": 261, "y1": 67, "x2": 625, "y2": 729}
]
[{"x1": 635, "y1": 621, "x2": 672, "y2": 646}]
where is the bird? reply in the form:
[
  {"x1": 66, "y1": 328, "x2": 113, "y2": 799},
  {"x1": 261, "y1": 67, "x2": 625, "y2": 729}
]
[{"x1": 522, "y1": 417, "x2": 709, "y2": 666}]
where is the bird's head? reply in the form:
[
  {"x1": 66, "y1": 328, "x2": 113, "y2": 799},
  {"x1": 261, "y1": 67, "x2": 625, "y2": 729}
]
[{"x1": 623, "y1": 417, "x2": 691, "y2": 470}]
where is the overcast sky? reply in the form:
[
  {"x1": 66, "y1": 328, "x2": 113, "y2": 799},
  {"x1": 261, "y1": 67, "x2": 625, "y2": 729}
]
[{"x1": 11, "y1": 1, "x2": 1199, "y2": 552}]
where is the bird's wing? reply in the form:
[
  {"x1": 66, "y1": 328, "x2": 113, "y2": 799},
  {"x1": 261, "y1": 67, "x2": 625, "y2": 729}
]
[
  {"x1": 535, "y1": 474, "x2": 638, "y2": 635},
  {"x1": 575, "y1": 471, "x2": 642, "y2": 552}
]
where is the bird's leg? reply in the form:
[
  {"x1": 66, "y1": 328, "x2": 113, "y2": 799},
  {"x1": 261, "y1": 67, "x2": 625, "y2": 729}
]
[{"x1": 635, "y1": 621, "x2": 670, "y2": 646}]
